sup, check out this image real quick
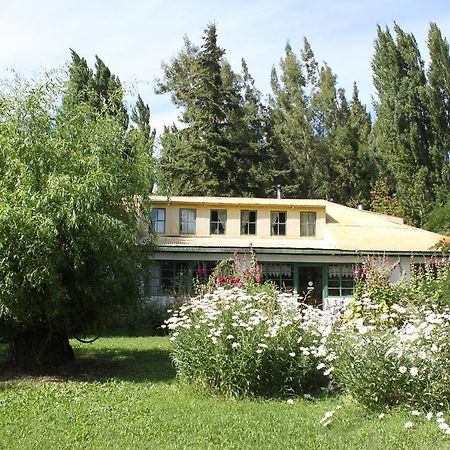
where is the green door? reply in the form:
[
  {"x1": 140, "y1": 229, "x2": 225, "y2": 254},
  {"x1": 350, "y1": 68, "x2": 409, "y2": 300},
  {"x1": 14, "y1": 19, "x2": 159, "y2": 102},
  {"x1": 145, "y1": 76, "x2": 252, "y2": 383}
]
[{"x1": 297, "y1": 266, "x2": 323, "y2": 307}]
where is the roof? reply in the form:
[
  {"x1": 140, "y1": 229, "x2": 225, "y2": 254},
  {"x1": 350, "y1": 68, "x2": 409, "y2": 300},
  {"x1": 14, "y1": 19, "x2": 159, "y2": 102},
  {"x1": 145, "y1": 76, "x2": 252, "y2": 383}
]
[
  {"x1": 150, "y1": 196, "x2": 446, "y2": 255},
  {"x1": 149, "y1": 195, "x2": 327, "y2": 208}
]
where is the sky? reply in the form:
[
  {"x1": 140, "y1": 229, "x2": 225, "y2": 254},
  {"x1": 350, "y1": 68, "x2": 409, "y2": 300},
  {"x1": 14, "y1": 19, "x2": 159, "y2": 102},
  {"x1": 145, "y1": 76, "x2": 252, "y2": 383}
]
[{"x1": 1, "y1": 0, "x2": 450, "y2": 136}]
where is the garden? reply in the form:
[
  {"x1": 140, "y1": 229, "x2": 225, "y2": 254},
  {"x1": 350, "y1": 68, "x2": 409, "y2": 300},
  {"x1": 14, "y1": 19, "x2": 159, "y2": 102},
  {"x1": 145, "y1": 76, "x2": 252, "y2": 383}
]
[{"x1": 1, "y1": 255, "x2": 450, "y2": 449}]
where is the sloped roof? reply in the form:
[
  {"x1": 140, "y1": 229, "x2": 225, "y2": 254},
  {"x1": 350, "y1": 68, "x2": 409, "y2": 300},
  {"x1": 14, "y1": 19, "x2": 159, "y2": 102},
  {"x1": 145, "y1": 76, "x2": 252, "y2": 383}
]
[
  {"x1": 323, "y1": 202, "x2": 443, "y2": 253},
  {"x1": 151, "y1": 197, "x2": 445, "y2": 254}
]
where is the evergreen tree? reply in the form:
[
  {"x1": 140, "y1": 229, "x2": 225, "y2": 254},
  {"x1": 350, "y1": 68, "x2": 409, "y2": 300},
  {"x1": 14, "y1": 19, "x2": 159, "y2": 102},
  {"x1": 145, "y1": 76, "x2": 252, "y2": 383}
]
[
  {"x1": 270, "y1": 40, "x2": 373, "y2": 204},
  {"x1": 372, "y1": 24, "x2": 432, "y2": 225},
  {"x1": 157, "y1": 24, "x2": 276, "y2": 197},
  {"x1": 64, "y1": 51, "x2": 129, "y2": 130},
  {"x1": 269, "y1": 42, "x2": 316, "y2": 198},
  {"x1": 427, "y1": 23, "x2": 450, "y2": 206},
  {"x1": 64, "y1": 49, "x2": 95, "y2": 107}
]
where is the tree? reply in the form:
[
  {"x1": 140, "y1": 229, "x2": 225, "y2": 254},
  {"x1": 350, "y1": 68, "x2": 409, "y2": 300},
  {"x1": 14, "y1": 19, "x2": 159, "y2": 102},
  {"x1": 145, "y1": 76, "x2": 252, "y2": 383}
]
[
  {"x1": 425, "y1": 199, "x2": 450, "y2": 235},
  {"x1": 426, "y1": 23, "x2": 450, "y2": 206},
  {"x1": 269, "y1": 39, "x2": 373, "y2": 203},
  {"x1": 269, "y1": 41, "x2": 317, "y2": 198},
  {"x1": 157, "y1": 24, "x2": 277, "y2": 197},
  {"x1": 64, "y1": 50, "x2": 129, "y2": 129},
  {"x1": 372, "y1": 24, "x2": 433, "y2": 226},
  {"x1": 0, "y1": 73, "x2": 154, "y2": 368}
]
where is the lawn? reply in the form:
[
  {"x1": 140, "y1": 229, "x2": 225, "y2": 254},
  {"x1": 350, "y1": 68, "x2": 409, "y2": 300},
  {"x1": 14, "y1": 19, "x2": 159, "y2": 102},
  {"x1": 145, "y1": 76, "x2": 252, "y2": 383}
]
[{"x1": 0, "y1": 336, "x2": 448, "y2": 450}]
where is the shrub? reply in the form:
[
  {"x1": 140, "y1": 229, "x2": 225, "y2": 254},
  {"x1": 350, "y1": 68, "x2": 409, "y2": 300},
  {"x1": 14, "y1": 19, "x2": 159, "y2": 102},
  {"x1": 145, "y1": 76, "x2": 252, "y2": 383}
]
[
  {"x1": 165, "y1": 287, "x2": 335, "y2": 397},
  {"x1": 331, "y1": 306, "x2": 450, "y2": 411}
]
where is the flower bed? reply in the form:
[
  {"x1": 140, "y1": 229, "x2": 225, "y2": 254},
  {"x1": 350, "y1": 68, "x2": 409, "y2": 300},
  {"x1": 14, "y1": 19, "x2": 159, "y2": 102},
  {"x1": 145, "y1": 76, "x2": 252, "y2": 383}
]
[{"x1": 165, "y1": 287, "x2": 335, "y2": 397}]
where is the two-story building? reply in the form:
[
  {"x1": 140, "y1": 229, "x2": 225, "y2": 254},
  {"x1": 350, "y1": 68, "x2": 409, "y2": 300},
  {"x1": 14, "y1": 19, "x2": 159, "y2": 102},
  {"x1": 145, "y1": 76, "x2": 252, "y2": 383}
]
[{"x1": 144, "y1": 196, "x2": 446, "y2": 309}]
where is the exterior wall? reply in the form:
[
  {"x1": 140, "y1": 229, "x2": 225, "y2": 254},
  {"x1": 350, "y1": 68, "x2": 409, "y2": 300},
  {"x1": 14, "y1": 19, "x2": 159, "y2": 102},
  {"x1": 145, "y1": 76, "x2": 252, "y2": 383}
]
[
  {"x1": 144, "y1": 196, "x2": 444, "y2": 310},
  {"x1": 154, "y1": 202, "x2": 326, "y2": 240}
]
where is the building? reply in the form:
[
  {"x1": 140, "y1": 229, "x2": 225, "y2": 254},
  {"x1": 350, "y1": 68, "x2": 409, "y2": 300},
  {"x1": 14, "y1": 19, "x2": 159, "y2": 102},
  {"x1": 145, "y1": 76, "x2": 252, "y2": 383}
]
[{"x1": 144, "y1": 196, "x2": 446, "y2": 309}]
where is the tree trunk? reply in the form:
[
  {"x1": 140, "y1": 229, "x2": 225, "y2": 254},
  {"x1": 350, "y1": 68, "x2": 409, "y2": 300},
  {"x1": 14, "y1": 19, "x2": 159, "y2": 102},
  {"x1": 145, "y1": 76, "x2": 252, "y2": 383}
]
[{"x1": 10, "y1": 328, "x2": 75, "y2": 369}]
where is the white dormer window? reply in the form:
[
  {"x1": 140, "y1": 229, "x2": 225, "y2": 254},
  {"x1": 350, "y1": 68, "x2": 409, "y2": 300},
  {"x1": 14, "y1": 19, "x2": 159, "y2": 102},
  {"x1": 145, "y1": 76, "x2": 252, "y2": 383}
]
[
  {"x1": 151, "y1": 208, "x2": 166, "y2": 233},
  {"x1": 241, "y1": 210, "x2": 257, "y2": 235},
  {"x1": 300, "y1": 212, "x2": 316, "y2": 237},
  {"x1": 271, "y1": 211, "x2": 286, "y2": 236},
  {"x1": 180, "y1": 208, "x2": 196, "y2": 234},
  {"x1": 210, "y1": 209, "x2": 227, "y2": 235}
]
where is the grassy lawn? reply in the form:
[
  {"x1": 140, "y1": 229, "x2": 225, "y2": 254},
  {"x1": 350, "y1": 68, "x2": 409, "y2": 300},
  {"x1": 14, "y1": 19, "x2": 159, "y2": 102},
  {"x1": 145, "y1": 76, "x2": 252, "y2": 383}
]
[{"x1": 0, "y1": 337, "x2": 449, "y2": 449}]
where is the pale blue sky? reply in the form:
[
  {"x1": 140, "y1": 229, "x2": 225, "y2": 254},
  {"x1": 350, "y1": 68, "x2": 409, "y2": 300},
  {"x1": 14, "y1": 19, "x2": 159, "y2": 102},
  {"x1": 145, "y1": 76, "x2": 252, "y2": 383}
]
[{"x1": 1, "y1": 1, "x2": 450, "y2": 134}]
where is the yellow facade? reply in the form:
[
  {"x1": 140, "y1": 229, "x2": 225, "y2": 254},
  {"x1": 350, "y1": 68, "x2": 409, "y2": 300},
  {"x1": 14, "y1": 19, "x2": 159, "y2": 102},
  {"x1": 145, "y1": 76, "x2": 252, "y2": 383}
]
[
  {"x1": 148, "y1": 195, "x2": 445, "y2": 253},
  {"x1": 145, "y1": 196, "x2": 446, "y2": 307}
]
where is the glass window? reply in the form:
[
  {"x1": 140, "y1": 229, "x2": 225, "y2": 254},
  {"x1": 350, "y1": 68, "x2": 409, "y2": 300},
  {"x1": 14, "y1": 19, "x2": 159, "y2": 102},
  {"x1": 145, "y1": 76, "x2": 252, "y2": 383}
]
[
  {"x1": 241, "y1": 210, "x2": 257, "y2": 235},
  {"x1": 271, "y1": 211, "x2": 286, "y2": 236},
  {"x1": 300, "y1": 212, "x2": 316, "y2": 237},
  {"x1": 179, "y1": 209, "x2": 196, "y2": 234},
  {"x1": 151, "y1": 208, "x2": 166, "y2": 233},
  {"x1": 328, "y1": 264, "x2": 355, "y2": 297},
  {"x1": 210, "y1": 210, "x2": 227, "y2": 235},
  {"x1": 262, "y1": 263, "x2": 294, "y2": 291}
]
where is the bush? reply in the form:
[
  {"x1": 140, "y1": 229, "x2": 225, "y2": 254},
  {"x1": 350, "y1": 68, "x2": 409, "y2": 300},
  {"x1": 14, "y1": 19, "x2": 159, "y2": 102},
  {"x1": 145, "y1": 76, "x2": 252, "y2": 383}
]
[
  {"x1": 165, "y1": 287, "x2": 335, "y2": 397},
  {"x1": 348, "y1": 256, "x2": 450, "y2": 325},
  {"x1": 331, "y1": 306, "x2": 450, "y2": 411}
]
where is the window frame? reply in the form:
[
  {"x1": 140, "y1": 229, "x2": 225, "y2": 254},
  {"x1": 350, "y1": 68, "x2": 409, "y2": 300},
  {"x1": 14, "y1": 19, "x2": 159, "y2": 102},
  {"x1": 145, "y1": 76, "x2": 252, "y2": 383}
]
[
  {"x1": 179, "y1": 208, "x2": 196, "y2": 234},
  {"x1": 270, "y1": 210, "x2": 287, "y2": 236},
  {"x1": 262, "y1": 263, "x2": 294, "y2": 292},
  {"x1": 300, "y1": 211, "x2": 317, "y2": 237},
  {"x1": 240, "y1": 210, "x2": 257, "y2": 235},
  {"x1": 210, "y1": 209, "x2": 227, "y2": 235},
  {"x1": 327, "y1": 264, "x2": 355, "y2": 297},
  {"x1": 151, "y1": 207, "x2": 166, "y2": 233}
]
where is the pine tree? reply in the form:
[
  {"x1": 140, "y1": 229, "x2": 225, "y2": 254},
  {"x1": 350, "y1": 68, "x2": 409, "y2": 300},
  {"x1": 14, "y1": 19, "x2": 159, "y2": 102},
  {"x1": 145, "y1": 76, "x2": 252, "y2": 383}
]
[
  {"x1": 157, "y1": 24, "x2": 276, "y2": 197},
  {"x1": 269, "y1": 42, "x2": 316, "y2": 198}
]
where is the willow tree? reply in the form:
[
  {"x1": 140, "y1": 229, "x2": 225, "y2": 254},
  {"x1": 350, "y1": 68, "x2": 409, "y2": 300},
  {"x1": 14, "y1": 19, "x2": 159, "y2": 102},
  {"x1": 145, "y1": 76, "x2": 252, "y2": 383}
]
[{"x1": 0, "y1": 73, "x2": 153, "y2": 368}]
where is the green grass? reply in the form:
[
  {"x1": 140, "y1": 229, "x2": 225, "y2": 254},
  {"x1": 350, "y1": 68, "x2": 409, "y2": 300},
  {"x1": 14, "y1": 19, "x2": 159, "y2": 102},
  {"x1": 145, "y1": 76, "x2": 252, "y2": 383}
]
[{"x1": 0, "y1": 337, "x2": 449, "y2": 449}]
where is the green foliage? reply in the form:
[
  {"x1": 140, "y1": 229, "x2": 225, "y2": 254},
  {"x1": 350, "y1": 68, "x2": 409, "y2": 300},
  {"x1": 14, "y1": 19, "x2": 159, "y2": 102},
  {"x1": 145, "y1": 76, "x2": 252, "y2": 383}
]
[
  {"x1": 372, "y1": 23, "x2": 450, "y2": 226},
  {"x1": 0, "y1": 73, "x2": 153, "y2": 345},
  {"x1": 157, "y1": 25, "x2": 290, "y2": 197},
  {"x1": 425, "y1": 198, "x2": 450, "y2": 235},
  {"x1": 269, "y1": 40, "x2": 374, "y2": 204},
  {"x1": 369, "y1": 177, "x2": 403, "y2": 217},
  {"x1": 166, "y1": 289, "x2": 329, "y2": 397}
]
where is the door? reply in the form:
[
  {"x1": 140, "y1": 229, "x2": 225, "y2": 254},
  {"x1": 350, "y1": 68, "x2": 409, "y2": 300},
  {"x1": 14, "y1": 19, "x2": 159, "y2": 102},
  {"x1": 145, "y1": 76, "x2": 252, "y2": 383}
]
[{"x1": 298, "y1": 266, "x2": 323, "y2": 307}]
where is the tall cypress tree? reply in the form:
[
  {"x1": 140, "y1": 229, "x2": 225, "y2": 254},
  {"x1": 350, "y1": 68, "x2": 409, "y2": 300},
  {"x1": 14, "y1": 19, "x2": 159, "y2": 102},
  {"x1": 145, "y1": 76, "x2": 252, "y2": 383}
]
[
  {"x1": 270, "y1": 40, "x2": 373, "y2": 204},
  {"x1": 427, "y1": 23, "x2": 450, "y2": 206},
  {"x1": 269, "y1": 42, "x2": 316, "y2": 198},
  {"x1": 64, "y1": 51, "x2": 129, "y2": 130},
  {"x1": 372, "y1": 24, "x2": 432, "y2": 225}
]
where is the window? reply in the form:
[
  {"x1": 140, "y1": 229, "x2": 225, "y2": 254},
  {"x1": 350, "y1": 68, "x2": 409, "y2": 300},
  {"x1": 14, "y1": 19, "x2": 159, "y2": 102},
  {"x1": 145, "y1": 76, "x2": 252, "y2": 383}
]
[
  {"x1": 300, "y1": 212, "x2": 316, "y2": 237},
  {"x1": 179, "y1": 209, "x2": 196, "y2": 234},
  {"x1": 241, "y1": 210, "x2": 257, "y2": 235},
  {"x1": 151, "y1": 208, "x2": 166, "y2": 233},
  {"x1": 210, "y1": 210, "x2": 227, "y2": 234},
  {"x1": 262, "y1": 263, "x2": 294, "y2": 291},
  {"x1": 144, "y1": 262, "x2": 190, "y2": 296},
  {"x1": 328, "y1": 264, "x2": 355, "y2": 297},
  {"x1": 271, "y1": 211, "x2": 287, "y2": 236}
]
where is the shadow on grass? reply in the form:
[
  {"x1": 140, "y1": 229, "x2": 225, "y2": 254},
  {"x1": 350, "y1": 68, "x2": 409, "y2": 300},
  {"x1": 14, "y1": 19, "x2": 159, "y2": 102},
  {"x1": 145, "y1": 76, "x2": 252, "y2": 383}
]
[{"x1": 0, "y1": 347, "x2": 176, "y2": 384}]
